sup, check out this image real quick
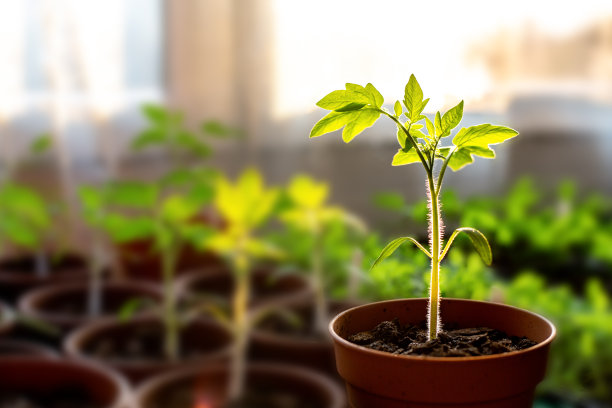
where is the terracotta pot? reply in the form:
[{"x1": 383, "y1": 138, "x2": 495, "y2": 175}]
[
  {"x1": 135, "y1": 362, "x2": 346, "y2": 408},
  {"x1": 0, "y1": 252, "x2": 89, "y2": 304},
  {"x1": 0, "y1": 356, "x2": 131, "y2": 408},
  {"x1": 18, "y1": 280, "x2": 162, "y2": 333},
  {"x1": 0, "y1": 302, "x2": 15, "y2": 337},
  {"x1": 64, "y1": 316, "x2": 233, "y2": 384},
  {"x1": 251, "y1": 300, "x2": 360, "y2": 377},
  {"x1": 0, "y1": 339, "x2": 57, "y2": 358},
  {"x1": 330, "y1": 298, "x2": 556, "y2": 408},
  {"x1": 175, "y1": 266, "x2": 313, "y2": 310}
]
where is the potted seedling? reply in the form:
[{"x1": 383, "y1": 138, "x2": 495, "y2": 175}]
[
  {"x1": 251, "y1": 174, "x2": 367, "y2": 375},
  {"x1": 0, "y1": 136, "x2": 88, "y2": 304},
  {"x1": 18, "y1": 182, "x2": 164, "y2": 334},
  {"x1": 134, "y1": 168, "x2": 345, "y2": 408},
  {"x1": 64, "y1": 181, "x2": 232, "y2": 383},
  {"x1": 118, "y1": 104, "x2": 237, "y2": 280},
  {"x1": 312, "y1": 75, "x2": 556, "y2": 407}
]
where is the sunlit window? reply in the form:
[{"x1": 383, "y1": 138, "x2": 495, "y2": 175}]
[{"x1": 271, "y1": 0, "x2": 612, "y2": 119}]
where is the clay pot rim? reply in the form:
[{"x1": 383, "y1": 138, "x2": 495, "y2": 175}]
[
  {"x1": 63, "y1": 314, "x2": 233, "y2": 369},
  {"x1": 0, "y1": 355, "x2": 132, "y2": 408},
  {"x1": 0, "y1": 339, "x2": 59, "y2": 358},
  {"x1": 134, "y1": 361, "x2": 346, "y2": 408},
  {"x1": 18, "y1": 280, "x2": 163, "y2": 325},
  {"x1": 330, "y1": 297, "x2": 557, "y2": 362}
]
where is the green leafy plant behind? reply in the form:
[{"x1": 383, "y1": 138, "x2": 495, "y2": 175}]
[
  {"x1": 203, "y1": 168, "x2": 280, "y2": 402},
  {"x1": 279, "y1": 175, "x2": 366, "y2": 334},
  {"x1": 311, "y1": 75, "x2": 518, "y2": 339}
]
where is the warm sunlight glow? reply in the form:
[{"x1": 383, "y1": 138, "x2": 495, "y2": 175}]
[{"x1": 271, "y1": 0, "x2": 612, "y2": 118}]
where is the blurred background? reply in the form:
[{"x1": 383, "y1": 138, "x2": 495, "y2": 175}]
[{"x1": 0, "y1": 1, "x2": 612, "y2": 407}]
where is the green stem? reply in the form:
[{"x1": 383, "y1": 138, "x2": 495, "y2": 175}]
[
  {"x1": 427, "y1": 172, "x2": 442, "y2": 340},
  {"x1": 162, "y1": 244, "x2": 179, "y2": 361},
  {"x1": 228, "y1": 249, "x2": 250, "y2": 402},
  {"x1": 435, "y1": 148, "x2": 455, "y2": 195},
  {"x1": 379, "y1": 110, "x2": 430, "y2": 172},
  {"x1": 312, "y1": 227, "x2": 328, "y2": 336}
]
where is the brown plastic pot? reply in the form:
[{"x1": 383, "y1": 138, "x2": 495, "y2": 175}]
[
  {"x1": 251, "y1": 300, "x2": 360, "y2": 376},
  {"x1": 64, "y1": 315, "x2": 233, "y2": 384},
  {"x1": 0, "y1": 356, "x2": 131, "y2": 408},
  {"x1": 330, "y1": 298, "x2": 556, "y2": 408},
  {"x1": 18, "y1": 280, "x2": 162, "y2": 333},
  {"x1": 134, "y1": 362, "x2": 346, "y2": 408},
  {"x1": 175, "y1": 265, "x2": 313, "y2": 310},
  {"x1": 0, "y1": 252, "x2": 89, "y2": 304}
]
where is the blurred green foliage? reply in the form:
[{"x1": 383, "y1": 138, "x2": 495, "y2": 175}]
[{"x1": 0, "y1": 184, "x2": 51, "y2": 250}]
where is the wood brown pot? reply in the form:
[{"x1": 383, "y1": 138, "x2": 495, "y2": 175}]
[
  {"x1": 330, "y1": 298, "x2": 556, "y2": 408},
  {"x1": 18, "y1": 280, "x2": 163, "y2": 333},
  {"x1": 134, "y1": 362, "x2": 346, "y2": 408},
  {"x1": 175, "y1": 266, "x2": 313, "y2": 310},
  {"x1": 0, "y1": 356, "x2": 131, "y2": 408},
  {"x1": 251, "y1": 300, "x2": 359, "y2": 377},
  {"x1": 0, "y1": 252, "x2": 89, "y2": 304},
  {"x1": 63, "y1": 315, "x2": 233, "y2": 384}
]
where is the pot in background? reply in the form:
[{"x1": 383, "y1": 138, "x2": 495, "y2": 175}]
[
  {"x1": 175, "y1": 266, "x2": 313, "y2": 310},
  {"x1": 18, "y1": 280, "x2": 163, "y2": 334},
  {"x1": 135, "y1": 362, "x2": 346, "y2": 408},
  {"x1": 64, "y1": 315, "x2": 233, "y2": 384},
  {"x1": 251, "y1": 300, "x2": 360, "y2": 377},
  {"x1": 0, "y1": 339, "x2": 57, "y2": 358},
  {"x1": 0, "y1": 251, "x2": 89, "y2": 304},
  {"x1": 330, "y1": 298, "x2": 556, "y2": 408},
  {"x1": 0, "y1": 302, "x2": 15, "y2": 337},
  {"x1": 0, "y1": 356, "x2": 130, "y2": 408}
]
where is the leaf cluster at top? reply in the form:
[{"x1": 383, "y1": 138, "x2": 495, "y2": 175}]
[{"x1": 311, "y1": 74, "x2": 518, "y2": 172}]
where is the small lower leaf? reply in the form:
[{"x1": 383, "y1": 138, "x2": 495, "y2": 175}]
[
  {"x1": 440, "y1": 227, "x2": 492, "y2": 265},
  {"x1": 371, "y1": 236, "x2": 431, "y2": 271}
]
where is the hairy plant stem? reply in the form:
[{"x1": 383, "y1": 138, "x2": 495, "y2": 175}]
[
  {"x1": 427, "y1": 172, "x2": 442, "y2": 340},
  {"x1": 162, "y1": 244, "x2": 179, "y2": 362},
  {"x1": 228, "y1": 249, "x2": 250, "y2": 402},
  {"x1": 312, "y1": 228, "x2": 328, "y2": 336}
]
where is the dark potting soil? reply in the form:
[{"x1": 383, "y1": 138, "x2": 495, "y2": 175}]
[
  {"x1": 0, "y1": 389, "x2": 102, "y2": 408},
  {"x1": 349, "y1": 319, "x2": 537, "y2": 357},
  {"x1": 152, "y1": 383, "x2": 317, "y2": 408}
]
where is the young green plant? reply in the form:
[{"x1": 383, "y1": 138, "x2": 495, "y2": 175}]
[
  {"x1": 280, "y1": 174, "x2": 365, "y2": 334},
  {"x1": 204, "y1": 168, "x2": 280, "y2": 402},
  {"x1": 311, "y1": 75, "x2": 518, "y2": 339},
  {"x1": 80, "y1": 180, "x2": 212, "y2": 360}
]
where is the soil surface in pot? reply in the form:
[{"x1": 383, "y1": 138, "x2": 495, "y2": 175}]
[
  {"x1": 349, "y1": 318, "x2": 537, "y2": 357},
  {"x1": 0, "y1": 389, "x2": 102, "y2": 408},
  {"x1": 152, "y1": 382, "x2": 318, "y2": 408},
  {"x1": 83, "y1": 321, "x2": 228, "y2": 363}
]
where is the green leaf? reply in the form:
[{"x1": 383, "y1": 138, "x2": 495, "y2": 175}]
[
  {"x1": 440, "y1": 227, "x2": 492, "y2": 265},
  {"x1": 316, "y1": 89, "x2": 369, "y2": 111},
  {"x1": 392, "y1": 148, "x2": 421, "y2": 166},
  {"x1": 453, "y1": 124, "x2": 519, "y2": 148},
  {"x1": 341, "y1": 108, "x2": 380, "y2": 143},
  {"x1": 107, "y1": 182, "x2": 159, "y2": 208},
  {"x1": 394, "y1": 101, "x2": 402, "y2": 117},
  {"x1": 409, "y1": 128, "x2": 428, "y2": 140},
  {"x1": 440, "y1": 100, "x2": 464, "y2": 136},
  {"x1": 310, "y1": 111, "x2": 356, "y2": 138},
  {"x1": 448, "y1": 145, "x2": 496, "y2": 171},
  {"x1": 396, "y1": 127, "x2": 407, "y2": 149},
  {"x1": 371, "y1": 236, "x2": 431, "y2": 270},
  {"x1": 141, "y1": 104, "x2": 169, "y2": 124},
  {"x1": 202, "y1": 120, "x2": 241, "y2": 138},
  {"x1": 425, "y1": 117, "x2": 435, "y2": 140},
  {"x1": 365, "y1": 83, "x2": 384, "y2": 108},
  {"x1": 30, "y1": 135, "x2": 53, "y2": 154},
  {"x1": 132, "y1": 129, "x2": 166, "y2": 150},
  {"x1": 403, "y1": 74, "x2": 424, "y2": 122},
  {"x1": 435, "y1": 111, "x2": 443, "y2": 137}
]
